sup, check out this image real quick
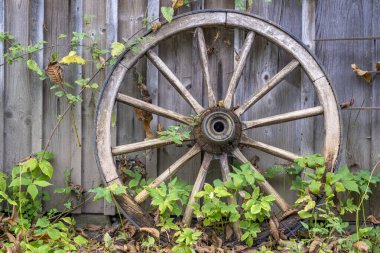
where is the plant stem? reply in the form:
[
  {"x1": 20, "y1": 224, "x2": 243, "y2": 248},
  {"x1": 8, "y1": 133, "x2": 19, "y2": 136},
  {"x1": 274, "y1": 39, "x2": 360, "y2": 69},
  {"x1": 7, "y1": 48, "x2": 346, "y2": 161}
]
[{"x1": 355, "y1": 159, "x2": 380, "y2": 240}]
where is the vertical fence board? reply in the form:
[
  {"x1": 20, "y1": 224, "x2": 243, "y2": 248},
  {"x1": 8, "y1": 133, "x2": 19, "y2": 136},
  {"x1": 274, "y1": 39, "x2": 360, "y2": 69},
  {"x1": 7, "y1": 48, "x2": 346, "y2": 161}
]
[
  {"x1": 0, "y1": 0, "x2": 4, "y2": 171},
  {"x1": 81, "y1": 0, "x2": 107, "y2": 214},
  {"x1": 300, "y1": 0, "x2": 316, "y2": 158},
  {"x1": 240, "y1": 0, "x2": 302, "y2": 205},
  {"x1": 104, "y1": 0, "x2": 118, "y2": 215},
  {"x1": 30, "y1": 0, "x2": 44, "y2": 153},
  {"x1": 371, "y1": 0, "x2": 380, "y2": 216},
  {"x1": 202, "y1": 0, "x2": 234, "y2": 182},
  {"x1": 70, "y1": 0, "x2": 83, "y2": 214},
  {"x1": 315, "y1": 0, "x2": 372, "y2": 171},
  {"x1": 145, "y1": 0, "x2": 160, "y2": 179},
  {"x1": 4, "y1": 0, "x2": 31, "y2": 171},
  {"x1": 43, "y1": 0, "x2": 75, "y2": 211},
  {"x1": 156, "y1": 0, "x2": 199, "y2": 183}
]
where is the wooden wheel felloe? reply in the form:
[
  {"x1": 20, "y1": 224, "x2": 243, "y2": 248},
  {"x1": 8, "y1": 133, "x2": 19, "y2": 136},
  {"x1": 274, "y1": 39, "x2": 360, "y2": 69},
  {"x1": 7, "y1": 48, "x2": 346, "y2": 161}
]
[{"x1": 95, "y1": 10, "x2": 341, "y2": 233}]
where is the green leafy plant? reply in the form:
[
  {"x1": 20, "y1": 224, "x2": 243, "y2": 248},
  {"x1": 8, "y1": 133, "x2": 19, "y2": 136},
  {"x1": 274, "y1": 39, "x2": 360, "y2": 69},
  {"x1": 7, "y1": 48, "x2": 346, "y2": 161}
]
[
  {"x1": 89, "y1": 182, "x2": 127, "y2": 203},
  {"x1": 192, "y1": 182, "x2": 240, "y2": 226},
  {"x1": 0, "y1": 151, "x2": 54, "y2": 219},
  {"x1": 141, "y1": 236, "x2": 156, "y2": 252},
  {"x1": 122, "y1": 168, "x2": 153, "y2": 196},
  {"x1": 158, "y1": 125, "x2": 191, "y2": 144},
  {"x1": 172, "y1": 228, "x2": 202, "y2": 253}
]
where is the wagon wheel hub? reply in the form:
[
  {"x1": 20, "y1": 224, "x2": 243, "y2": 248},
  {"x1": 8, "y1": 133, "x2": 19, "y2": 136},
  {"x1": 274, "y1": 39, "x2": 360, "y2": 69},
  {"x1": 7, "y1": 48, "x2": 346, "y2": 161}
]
[{"x1": 193, "y1": 107, "x2": 242, "y2": 154}]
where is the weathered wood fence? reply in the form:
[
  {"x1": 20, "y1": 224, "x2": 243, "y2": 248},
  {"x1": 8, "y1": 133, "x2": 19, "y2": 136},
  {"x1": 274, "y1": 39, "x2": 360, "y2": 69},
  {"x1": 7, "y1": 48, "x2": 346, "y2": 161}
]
[{"x1": 0, "y1": 0, "x2": 379, "y2": 217}]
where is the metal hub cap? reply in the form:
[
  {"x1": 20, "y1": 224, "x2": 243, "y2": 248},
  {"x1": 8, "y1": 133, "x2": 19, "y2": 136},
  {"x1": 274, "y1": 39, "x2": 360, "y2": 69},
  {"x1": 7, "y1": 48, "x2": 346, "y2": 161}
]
[{"x1": 194, "y1": 107, "x2": 242, "y2": 154}]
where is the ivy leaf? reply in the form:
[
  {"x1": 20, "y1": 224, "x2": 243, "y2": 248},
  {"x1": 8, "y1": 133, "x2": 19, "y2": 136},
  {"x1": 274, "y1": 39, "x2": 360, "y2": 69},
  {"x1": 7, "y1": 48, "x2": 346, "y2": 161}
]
[
  {"x1": 74, "y1": 235, "x2": 88, "y2": 245},
  {"x1": 39, "y1": 160, "x2": 54, "y2": 178},
  {"x1": 342, "y1": 180, "x2": 359, "y2": 193},
  {"x1": 334, "y1": 181, "x2": 345, "y2": 192},
  {"x1": 161, "y1": 6, "x2": 174, "y2": 23},
  {"x1": 47, "y1": 228, "x2": 61, "y2": 240},
  {"x1": 22, "y1": 158, "x2": 38, "y2": 172},
  {"x1": 27, "y1": 184, "x2": 39, "y2": 200},
  {"x1": 35, "y1": 151, "x2": 54, "y2": 161},
  {"x1": 60, "y1": 51, "x2": 86, "y2": 65},
  {"x1": 33, "y1": 180, "x2": 52, "y2": 187},
  {"x1": 298, "y1": 210, "x2": 312, "y2": 219},
  {"x1": 36, "y1": 217, "x2": 50, "y2": 228},
  {"x1": 111, "y1": 42, "x2": 126, "y2": 57},
  {"x1": 27, "y1": 59, "x2": 46, "y2": 79},
  {"x1": 309, "y1": 180, "x2": 321, "y2": 195}
]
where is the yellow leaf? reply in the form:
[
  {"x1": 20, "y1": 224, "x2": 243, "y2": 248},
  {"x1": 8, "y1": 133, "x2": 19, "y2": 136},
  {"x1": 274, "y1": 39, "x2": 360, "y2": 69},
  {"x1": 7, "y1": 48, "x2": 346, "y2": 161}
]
[
  {"x1": 171, "y1": 0, "x2": 184, "y2": 9},
  {"x1": 111, "y1": 42, "x2": 126, "y2": 57},
  {"x1": 351, "y1": 64, "x2": 372, "y2": 83},
  {"x1": 60, "y1": 51, "x2": 86, "y2": 65}
]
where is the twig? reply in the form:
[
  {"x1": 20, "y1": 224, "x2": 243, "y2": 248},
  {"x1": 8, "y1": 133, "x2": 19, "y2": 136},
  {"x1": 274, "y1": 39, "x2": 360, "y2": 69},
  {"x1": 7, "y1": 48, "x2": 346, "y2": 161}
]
[
  {"x1": 343, "y1": 107, "x2": 380, "y2": 111},
  {"x1": 315, "y1": 36, "x2": 380, "y2": 41}
]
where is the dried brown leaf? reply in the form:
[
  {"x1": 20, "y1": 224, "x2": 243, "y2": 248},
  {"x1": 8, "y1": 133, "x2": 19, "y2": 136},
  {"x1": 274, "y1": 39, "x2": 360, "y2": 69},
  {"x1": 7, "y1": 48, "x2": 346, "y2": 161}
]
[
  {"x1": 225, "y1": 225, "x2": 233, "y2": 241},
  {"x1": 151, "y1": 21, "x2": 162, "y2": 32},
  {"x1": 354, "y1": 241, "x2": 370, "y2": 252},
  {"x1": 45, "y1": 61, "x2": 64, "y2": 86},
  {"x1": 233, "y1": 245, "x2": 248, "y2": 252},
  {"x1": 309, "y1": 237, "x2": 322, "y2": 253},
  {"x1": 340, "y1": 98, "x2": 355, "y2": 109},
  {"x1": 351, "y1": 63, "x2": 372, "y2": 83},
  {"x1": 125, "y1": 241, "x2": 138, "y2": 252},
  {"x1": 367, "y1": 214, "x2": 380, "y2": 224},
  {"x1": 210, "y1": 230, "x2": 223, "y2": 248},
  {"x1": 195, "y1": 245, "x2": 216, "y2": 253},
  {"x1": 139, "y1": 227, "x2": 160, "y2": 238},
  {"x1": 376, "y1": 61, "x2": 380, "y2": 71},
  {"x1": 134, "y1": 83, "x2": 154, "y2": 138}
]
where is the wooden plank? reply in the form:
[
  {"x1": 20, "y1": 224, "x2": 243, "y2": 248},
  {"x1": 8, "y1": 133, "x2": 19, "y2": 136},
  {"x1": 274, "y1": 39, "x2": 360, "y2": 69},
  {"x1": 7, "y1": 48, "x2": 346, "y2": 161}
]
[
  {"x1": 43, "y1": 0, "x2": 76, "y2": 211},
  {"x1": 315, "y1": 0, "x2": 373, "y2": 219},
  {"x1": 236, "y1": 1, "x2": 302, "y2": 207},
  {"x1": 30, "y1": 0, "x2": 44, "y2": 153},
  {"x1": 81, "y1": 0, "x2": 107, "y2": 214},
  {"x1": 0, "y1": 0, "x2": 4, "y2": 172},
  {"x1": 69, "y1": 0, "x2": 83, "y2": 214},
  {"x1": 145, "y1": 0, "x2": 160, "y2": 180},
  {"x1": 156, "y1": 0, "x2": 201, "y2": 184},
  {"x1": 202, "y1": 0, "x2": 234, "y2": 183},
  {"x1": 315, "y1": 0, "x2": 372, "y2": 171},
  {"x1": 300, "y1": 0, "x2": 316, "y2": 160},
  {"x1": 104, "y1": 0, "x2": 118, "y2": 215},
  {"x1": 371, "y1": 0, "x2": 380, "y2": 216},
  {"x1": 4, "y1": 0, "x2": 31, "y2": 171}
]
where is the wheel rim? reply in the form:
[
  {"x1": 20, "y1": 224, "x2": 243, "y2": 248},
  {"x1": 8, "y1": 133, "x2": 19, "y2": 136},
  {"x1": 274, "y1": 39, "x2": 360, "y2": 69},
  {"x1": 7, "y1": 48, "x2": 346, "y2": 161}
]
[{"x1": 95, "y1": 10, "x2": 341, "y2": 231}]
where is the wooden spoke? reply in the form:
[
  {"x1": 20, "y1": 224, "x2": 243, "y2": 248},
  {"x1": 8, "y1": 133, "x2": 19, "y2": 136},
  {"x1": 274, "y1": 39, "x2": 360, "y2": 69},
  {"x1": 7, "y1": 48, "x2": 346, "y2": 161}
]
[
  {"x1": 240, "y1": 135, "x2": 300, "y2": 162},
  {"x1": 134, "y1": 144, "x2": 201, "y2": 204},
  {"x1": 220, "y1": 153, "x2": 242, "y2": 239},
  {"x1": 182, "y1": 153, "x2": 213, "y2": 226},
  {"x1": 235, "y1": 60, "x2": 300, "y2": 116},
  {"x1": 224, "y1": 31, "x2": 255, "y2": 108},
  {"x1": 243, "y1": 106, "x2": 324, "y2": 129},
  {"x1": 232, "y1": 148, "x2": 290, "y2": 211},
  {"x1": 196, "y1": 28, "x2": 216, "y2": 107},
  {"x1": 146, "y1": 50, "x2": 204, "y2": 114},
  {"x1": 112, "y1": 138, "x2": 192, "y2": 156},
  {"x1": 116, "y1": 93, "x2": 193, "y2": 125}
]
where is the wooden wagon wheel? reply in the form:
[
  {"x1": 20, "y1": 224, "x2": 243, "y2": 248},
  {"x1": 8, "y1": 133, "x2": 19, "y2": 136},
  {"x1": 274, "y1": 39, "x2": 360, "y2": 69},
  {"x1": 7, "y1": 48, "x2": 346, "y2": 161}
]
[{"x1": 95, "y1": 10, "x2": 341, "y2": 237}]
